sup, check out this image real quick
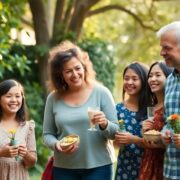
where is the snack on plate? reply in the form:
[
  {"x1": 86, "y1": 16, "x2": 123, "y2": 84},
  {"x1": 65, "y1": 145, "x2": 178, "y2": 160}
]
[
  {"x1": 59, "y1": 134, "x2": 80, "y2": 149},
  {"x1": 143, "y1": 130, "x2": 161, "y2": 142}
]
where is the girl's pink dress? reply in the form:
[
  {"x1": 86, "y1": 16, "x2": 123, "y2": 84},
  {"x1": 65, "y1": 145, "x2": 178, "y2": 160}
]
[{"x1": 0, "y1": 120, "x2": 36, "y2": 180}]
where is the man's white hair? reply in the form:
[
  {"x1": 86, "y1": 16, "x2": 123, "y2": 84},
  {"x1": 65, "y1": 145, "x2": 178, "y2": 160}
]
[{"x1": 157, "y1": 21, "x2": 180, "y2": 46}]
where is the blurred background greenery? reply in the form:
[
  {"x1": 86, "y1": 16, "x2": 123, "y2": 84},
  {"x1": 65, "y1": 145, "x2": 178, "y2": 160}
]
[{"x1": 0, "y1": 0, "x2": 179, "y2": 179}]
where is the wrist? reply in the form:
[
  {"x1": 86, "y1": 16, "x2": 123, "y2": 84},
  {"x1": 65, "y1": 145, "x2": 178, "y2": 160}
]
[
  {"x1": 0, "y1": 147, "x2": 6, "y2": 157},
  {"x1": 23, "y1": 151, "x2": 29, "y2": 159},
  {"x1": 55, "y1": 142, "x2": 62, "y2": 152},
  {"x1": 0, "y1": 148, "x2": 3, "y2": 157},
  {"x1": 100, "y1": 122, "x2": 108, "y2": 130},
  {"x1": 55, "y1": 143, "x2": 58, "y2": 151},
  {"x1": 132, "y1": 136, "x2": 141, "y2": 144},
  {"x1": 129, "y1": 135, "x2": 135, "y2": 144}
]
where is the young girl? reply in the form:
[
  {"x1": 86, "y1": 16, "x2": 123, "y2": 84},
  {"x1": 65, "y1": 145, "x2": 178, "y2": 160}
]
[
  {"x1": 0, "y1": 79, "x2": 37, "y2": 180},
  {"x1": 138, "y1": 62, "x2": 172, "y2": 180},
  {"x1": 114, "y1": 62, "x2": 149, "y2": 180}
]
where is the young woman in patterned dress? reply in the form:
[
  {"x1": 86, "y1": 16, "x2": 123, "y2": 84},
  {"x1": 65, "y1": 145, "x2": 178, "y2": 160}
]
[
  {"x1": 114, "y1": 62, "x2": 149, "y2": 180},
  {"x1": 138, "y1": 62, "x2": 172, "y2": 180}
]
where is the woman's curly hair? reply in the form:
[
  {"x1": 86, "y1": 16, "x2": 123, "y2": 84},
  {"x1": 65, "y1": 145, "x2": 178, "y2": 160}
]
[{"x1": 47, "y1": 41, "x2": 96, "y2": 95}]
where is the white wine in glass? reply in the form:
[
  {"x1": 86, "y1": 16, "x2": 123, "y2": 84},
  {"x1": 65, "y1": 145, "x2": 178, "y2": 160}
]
[
  {"x1": 87, "y1": 107, "x2": 100, "y2": 131},
  {"x1": 147, "y1": 106, "x2": 154, "y2": 121}
]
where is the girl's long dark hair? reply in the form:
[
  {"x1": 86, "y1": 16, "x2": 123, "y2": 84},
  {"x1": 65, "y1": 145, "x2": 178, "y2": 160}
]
[
  {"x1": 0, "y1": 79, "x2": 28, "y2": 123},
  {"x1": 123, "y1": 62, "x2": 149, "y2": 120},
  {"x1": 147, "y1": 61, "x2": 173, "y2": 106}
]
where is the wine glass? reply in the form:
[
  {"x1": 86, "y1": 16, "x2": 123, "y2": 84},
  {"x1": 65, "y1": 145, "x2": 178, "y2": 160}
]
[
  {"x1": 147, "y1": 106, "x2": 155, "y2": 121},
  {"x1": 87, "y1": 107, "x2": 100, "y2": 131}
]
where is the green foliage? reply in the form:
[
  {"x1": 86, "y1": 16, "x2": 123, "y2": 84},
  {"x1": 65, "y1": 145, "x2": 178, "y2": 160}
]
[
  {"x1": 0, "y1": 48, "x2": 31, "y2": 78},
  {"x1": 25, "y1": 81, "x2": 48, "y2": 174},
  {"x1": 83, "y1": 0, "x2": 180, "y2": 100},
  {"x1": 34, "y1": 44, "x2": 49, "y2": 58},
  {"x1": 167, "y1": 115, "x2": 180, "y2": 134},
  {"x1": 51, "y1": 23, "x2": 77, "y2": 45},
  {"x1": 0, "y1": 1, "x2": 29, "y2": 78},
  {"x1": 118, "y1": 119, "x2": 125, "y2": 131},
  {"x1": 79, "y1": 37, "x2": 116, "y2": 91}
]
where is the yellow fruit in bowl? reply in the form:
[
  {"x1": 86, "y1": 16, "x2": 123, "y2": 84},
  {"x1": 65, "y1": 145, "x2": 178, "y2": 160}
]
[{"x1": 59, "y1": 134, "x2": 80, "y2": 149}]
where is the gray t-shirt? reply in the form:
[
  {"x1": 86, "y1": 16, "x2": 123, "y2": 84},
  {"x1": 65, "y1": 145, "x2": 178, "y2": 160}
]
[{"x1": 43, "y1": 84, "x2": 119, "y2": 169}]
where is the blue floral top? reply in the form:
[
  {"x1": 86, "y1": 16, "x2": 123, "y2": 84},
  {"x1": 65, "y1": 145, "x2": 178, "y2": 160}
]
[{"x1": 115, "y1": 103, "x2": 145, "y2": 180}]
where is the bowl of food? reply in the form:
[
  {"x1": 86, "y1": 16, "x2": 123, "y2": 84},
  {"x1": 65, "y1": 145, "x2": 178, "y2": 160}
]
[
  {"x1": 58, "y1": 134, "x2": 80, "y2": 150},
  {"x1": 143, "y1": 130, "x2": 161, "y2": 142}
]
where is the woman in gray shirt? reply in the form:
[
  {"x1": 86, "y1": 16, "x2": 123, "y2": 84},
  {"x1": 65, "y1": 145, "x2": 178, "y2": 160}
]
[{"x1": 43, "y1": 41, "x2": 119, "y2": 180}]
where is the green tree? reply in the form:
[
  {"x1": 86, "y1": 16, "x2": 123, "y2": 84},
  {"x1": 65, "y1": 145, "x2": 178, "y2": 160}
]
[
  {"x1": 1, "y1": 0, "x2": 180, "y2": 92},
  {"x1": 27, "y1": 0, "x2": 172, "y2": 92}
]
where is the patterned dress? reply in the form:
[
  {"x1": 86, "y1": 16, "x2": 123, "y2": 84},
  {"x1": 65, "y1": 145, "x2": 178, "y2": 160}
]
[
  {"x1": 0, "y1": 120, "x2": 36, "y2": 180},
  {"x1": 115, "y1": 103, "x2": 144, "y2": 180},
  {"x1": 138, "y1": 107, "x2": 165, "y2": 180}
]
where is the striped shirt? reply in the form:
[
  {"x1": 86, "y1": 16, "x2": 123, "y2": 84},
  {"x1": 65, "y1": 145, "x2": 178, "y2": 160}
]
[{"x1": 164, "y1": 69, "x2": 180, "y2": 180}]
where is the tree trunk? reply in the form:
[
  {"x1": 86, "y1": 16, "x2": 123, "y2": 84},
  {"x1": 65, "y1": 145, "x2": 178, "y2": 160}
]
[
  {"x1": 53, "y1": 0, "x2": 65, "y2": 38},
  {"x1": 28, "y1": 0, "x2": 100, "y2": 93},
  {"x1": 28, "y1": 0, "x2": 50, "y2": 94},
  {"x1": 68, "y1": 0, "x2": 100, "y2": 39}
]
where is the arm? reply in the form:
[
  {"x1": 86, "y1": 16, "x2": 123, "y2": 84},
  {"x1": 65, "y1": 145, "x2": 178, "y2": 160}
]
[
  {"x1": 22, "y1": 151, "x2": 37, "y2": 168},
  {"x1": 54, "y1": 142, "x2": 78, "y2": 155},
  {"x1": 92, "y1": 111, "x2": 108, "y2": 130},
  {"x1": 97, "y1": 86, "x2": 119, "y2": 139},
  {"x1": 142, "y1": 139, "x2": 166, "y2": 149},
  {"x1": 0, "y1": 144, "x2": 18, "y2": 158},
  {"x1": 43, "y1": 93, "x2": 59, "y2": 150},
  {"x1": 172, "y1": 134, "x2": 180, "y2": 148},
  {"x1": 114, "y1": 132, "x2": 144, "y2": 147},
  {"x1": 19, "y1": 120, "x2": 37, "y2": 168},
  {"x1": 161, "y1": 128, "x2": 172, "y2": 146},
  {"x1": 114, "y1": 132, "x2": 166, "y2": 148},
  {"x1": 131, "y1": 134, "x2": 144, "y2": 147},
  {"x1": 142, "y1": 119, "x2": 154, "y2": 133}
]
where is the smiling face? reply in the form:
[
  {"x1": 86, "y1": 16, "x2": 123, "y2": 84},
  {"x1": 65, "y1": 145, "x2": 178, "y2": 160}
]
[
  {"x1": 148, "y1": 64, "x2": 166, "y2": 94},
  {"x1": 123, "y1": 68, "x2": 142, "y2": 96},
  {"x1": 62, "y1": 57, "x2": 85, "y2": 90},
  {"x1": 160, "y1": 30, "x2": 180, "y2": 70},
  {"x1": 0, "y1": 86, "x2": 23, "y2": 116}
]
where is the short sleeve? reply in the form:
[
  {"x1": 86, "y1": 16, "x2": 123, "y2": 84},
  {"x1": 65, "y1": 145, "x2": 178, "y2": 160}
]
[{"x1": 26, "y1": 120, "x2": 37, "y2": 152}]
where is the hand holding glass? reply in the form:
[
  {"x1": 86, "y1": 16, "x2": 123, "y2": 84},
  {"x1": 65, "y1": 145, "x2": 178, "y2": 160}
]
[{"x1": 87, "y1": 107, "x2": 100, "y2": 131}]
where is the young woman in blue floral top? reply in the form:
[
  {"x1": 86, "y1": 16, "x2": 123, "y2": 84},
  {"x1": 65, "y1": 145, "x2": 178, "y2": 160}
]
[{"x1": 114, "y1": 62, "x2": 149, "y2": 180}]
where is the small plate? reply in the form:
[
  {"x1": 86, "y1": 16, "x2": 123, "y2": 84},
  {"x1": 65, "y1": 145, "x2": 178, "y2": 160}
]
[{"x1": 58, "y1": 134, "x2": 80, "y2": 149}]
